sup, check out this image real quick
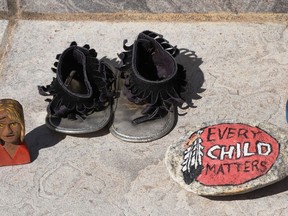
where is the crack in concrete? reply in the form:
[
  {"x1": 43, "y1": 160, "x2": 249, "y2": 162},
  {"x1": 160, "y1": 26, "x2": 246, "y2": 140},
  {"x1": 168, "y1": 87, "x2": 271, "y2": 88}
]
[
  {"x1": 235, "y1": 200, "x2": 249, "y2": 216},
  {"x1": 267, "y1": 93, "x2": 283, "y2": 123},
  {"x1": 0, "y1": 0, "x2": 20, "y2": 73},
  {"x1": 0, "y1": 1, "x2": 287, "y2": 70},
  {"x1": 278, "y1": 24, "x2": 288, "y2": 40}
]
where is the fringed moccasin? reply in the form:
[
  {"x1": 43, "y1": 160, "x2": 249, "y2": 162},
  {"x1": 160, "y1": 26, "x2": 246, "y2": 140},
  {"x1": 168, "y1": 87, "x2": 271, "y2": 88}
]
[
  {"x1": 38, "y1": 42, "x2": 115, "y2": 134},
  {"x1": 110, "y1": 30, "x2": 187, "y2": 142}
]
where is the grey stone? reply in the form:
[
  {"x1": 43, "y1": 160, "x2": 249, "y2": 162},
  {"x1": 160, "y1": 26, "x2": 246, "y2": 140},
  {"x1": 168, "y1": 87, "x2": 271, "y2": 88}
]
[
  {"x1": 0, "y1": 19, "x2": 8, "y2": 57},
  {"x1": 20, "y1": 0, "x2": 149, "y2": 13},
  {"x1": 19, "y1": 0, "x2": 288, "y2": 13},
  {"x1": 0, "y1": 19, "x2": 7, "y2": 38},
  {"x1": 0, "y1": 0, "x2": 7, "y2": 12},
  {"x1": 165, "y1": 122, "x2": 288, "y2": 196},
  {"x1": 0, "y1": 20, "x2": 288, "y2": 214},
  {"x1": 225, "y1": 0, "x2": 288, "y2": 13}
]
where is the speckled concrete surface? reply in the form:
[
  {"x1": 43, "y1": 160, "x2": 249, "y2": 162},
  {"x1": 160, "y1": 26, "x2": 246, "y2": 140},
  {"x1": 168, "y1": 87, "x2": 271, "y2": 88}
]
[
  {"x1": 0, "y1": 19, "x2": 8, "y2": 60},
  {"x1": 0, "y1": 0, "x2": 7, "y2": 12},
  {"x1": 0, "y1": 19, "x2": 8, "y2": 40},
  {"x1": 0, "y1": 19, "x2": 288, "y2": 215},
  {"x1": 19, "y1": 0, "x2": 288, "y2": 13}
]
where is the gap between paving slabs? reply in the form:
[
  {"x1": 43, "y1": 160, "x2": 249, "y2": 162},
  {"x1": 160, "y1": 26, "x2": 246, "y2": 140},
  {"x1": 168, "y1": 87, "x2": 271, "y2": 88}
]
[
  {"x1": 0, "y1": 0, "x2": 19, "y2": 70},
  {"x1": 0, "y1": 0, "x2": 288, "y2": 63},
  {"x1": 1, "y1": 1, "x2": 287, "y2": 89},
  {"x1": 0, "y1": 0, "x2": 286, "y2": 99}
]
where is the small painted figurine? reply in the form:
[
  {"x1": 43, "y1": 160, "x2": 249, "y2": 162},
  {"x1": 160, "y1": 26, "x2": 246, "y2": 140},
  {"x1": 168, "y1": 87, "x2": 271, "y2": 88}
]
[{"x1": 0, "y1": 99, "x2": 30, "y2": 166}]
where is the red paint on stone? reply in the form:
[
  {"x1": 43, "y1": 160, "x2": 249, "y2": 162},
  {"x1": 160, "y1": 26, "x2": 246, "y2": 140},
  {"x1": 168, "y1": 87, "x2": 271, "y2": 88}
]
[{"x1": 183, "y1": 123, "x2": 279, "y2": 186}]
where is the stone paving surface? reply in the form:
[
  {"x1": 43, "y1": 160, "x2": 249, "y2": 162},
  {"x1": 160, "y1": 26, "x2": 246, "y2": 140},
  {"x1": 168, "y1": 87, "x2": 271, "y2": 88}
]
[
  {"x1": 0, "y1": 19, "x2": 7, "y2": 39},
  {"x1": 19, "y1": 0, "x2": 288, "y2": 13},
  {"x1": 0, "y1": 0, "x2": 7, "y2": 12},
  {"x1": 2, "y1": 0, "x2": 288, "y2": 14},
  {"x1": 0, "y1": 18, "x2": 288, "y2": 215},
  {"x1": 0, "y1": 19, "x2": 8, "y2": 59}
]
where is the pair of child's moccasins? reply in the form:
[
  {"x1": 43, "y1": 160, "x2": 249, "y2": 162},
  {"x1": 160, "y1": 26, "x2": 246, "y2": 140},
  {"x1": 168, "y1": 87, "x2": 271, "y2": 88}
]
[{"x1": 38, "y1": 30, "x2": 190, "y2": 142}]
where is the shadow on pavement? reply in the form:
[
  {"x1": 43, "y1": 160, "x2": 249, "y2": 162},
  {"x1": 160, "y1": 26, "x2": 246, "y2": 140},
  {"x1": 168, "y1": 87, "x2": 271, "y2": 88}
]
[
  {"x1": 205, "y1": 176, "x2": 288, "y2": 200},
  {"x1": 176, "y1": 48, "x2": 205, "y2": 111},
  {"x1": 25, "y1": 124, "x2": 110, "y2": 162},
  {"x1": 25, "y1": 124, "x2": 66, "y2": 162}
]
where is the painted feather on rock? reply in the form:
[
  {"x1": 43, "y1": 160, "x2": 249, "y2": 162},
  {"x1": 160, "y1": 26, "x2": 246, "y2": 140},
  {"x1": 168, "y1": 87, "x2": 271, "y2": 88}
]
[{"x1": 181, "y1": 130, "x2": 204, "y2": 184}]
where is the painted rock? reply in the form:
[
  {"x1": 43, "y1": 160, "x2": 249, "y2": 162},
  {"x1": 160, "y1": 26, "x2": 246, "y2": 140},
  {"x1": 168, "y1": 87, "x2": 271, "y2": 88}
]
[{"x1": 165, "y1": 122, "x2": 288, "y2": 196}]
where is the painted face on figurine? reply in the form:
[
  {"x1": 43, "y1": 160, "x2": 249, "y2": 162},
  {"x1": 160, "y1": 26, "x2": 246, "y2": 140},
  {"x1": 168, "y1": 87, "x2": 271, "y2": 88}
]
[
  {"x1": 0, "y1": 99, "x2": 30, "y2": 166},
  {"x1": 0, "y1": 99, "x2": 25, "y2": 146},
  {"x1": 0, "y1": 110, "x2": 21, "y2": 145}
]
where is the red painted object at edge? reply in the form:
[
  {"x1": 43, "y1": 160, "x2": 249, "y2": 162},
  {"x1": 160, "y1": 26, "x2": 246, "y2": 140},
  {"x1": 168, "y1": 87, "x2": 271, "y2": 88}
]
[{"x1": 0, "y1": 143, "x2": 30, "y2": 166}]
